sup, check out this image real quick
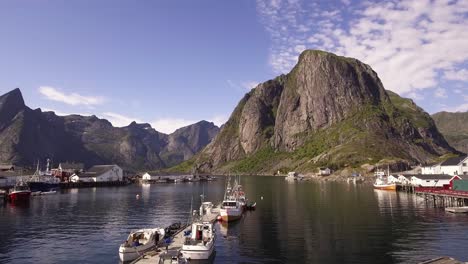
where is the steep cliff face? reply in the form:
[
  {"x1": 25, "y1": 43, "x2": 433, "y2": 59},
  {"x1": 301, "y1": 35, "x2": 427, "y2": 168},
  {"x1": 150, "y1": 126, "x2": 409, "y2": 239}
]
[
  {"x1": 0, "y1": 89, "x2": 219, "y2": 170},
  {"x1": 432, "y1": 111, "x2": 468, "y2": 154},
  {"x1": 196, "y1": 50, "x2": 455, "y2": 173}
]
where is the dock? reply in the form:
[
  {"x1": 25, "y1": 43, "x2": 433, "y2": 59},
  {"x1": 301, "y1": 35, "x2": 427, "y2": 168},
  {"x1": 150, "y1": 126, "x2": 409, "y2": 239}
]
[
  {"x1": 445, "y1": 206, "x2": 468, "y2": 213},
  {"x1": 131, "y1": 207, "x2": 220, "y2": 264}
]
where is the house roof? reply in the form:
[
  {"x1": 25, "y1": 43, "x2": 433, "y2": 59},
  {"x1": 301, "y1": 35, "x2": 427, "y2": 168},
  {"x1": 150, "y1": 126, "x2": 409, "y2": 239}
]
[
  {"x1": 408, "y1": 174, "x2": 453, "y2": 180},
  {"x1": 78, "y1": 165, "x2": 119, "y2": 178},
  {"x1": 59, "y1": 162, "x2": 84, "y2": 170},
  {"x1": 397, "y1": 174, "x2": 412, "y2": 179},
  {"x1": 441, "y1": 155, "x2": 468, "y2": 166}
]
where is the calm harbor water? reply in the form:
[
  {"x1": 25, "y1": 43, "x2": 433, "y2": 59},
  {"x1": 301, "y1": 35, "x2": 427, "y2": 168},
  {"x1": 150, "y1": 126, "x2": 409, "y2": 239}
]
[{"x1": 1, "y1": 176, "x2": 468, "y2": 264}]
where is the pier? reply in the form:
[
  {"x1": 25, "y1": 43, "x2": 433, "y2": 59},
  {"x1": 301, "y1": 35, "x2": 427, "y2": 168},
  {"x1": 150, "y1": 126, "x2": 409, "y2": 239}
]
[
  {"x1": 131, "y1": 206, "x2": 220, "y2": 264},
  {"x1": 396, "y1": 184, "x2": 468, "y2": 208}
]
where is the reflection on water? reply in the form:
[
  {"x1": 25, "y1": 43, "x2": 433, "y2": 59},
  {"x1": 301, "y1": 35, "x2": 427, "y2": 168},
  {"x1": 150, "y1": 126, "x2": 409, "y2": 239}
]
[{"x1": 0, "y1": 177, "x2": 468, "y2": 264}]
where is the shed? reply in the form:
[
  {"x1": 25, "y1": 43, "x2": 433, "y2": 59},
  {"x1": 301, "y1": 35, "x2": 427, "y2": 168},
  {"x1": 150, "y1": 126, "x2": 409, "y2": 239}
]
[{"x1": 410, "y1": 174, "x2": 453, "y2": 188}]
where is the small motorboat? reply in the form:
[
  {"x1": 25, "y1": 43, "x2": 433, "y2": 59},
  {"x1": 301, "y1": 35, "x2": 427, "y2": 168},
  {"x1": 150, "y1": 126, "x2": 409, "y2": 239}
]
[
  {"x1": 8, "y1": 181, "x2": 31, "y2": 202},
  {"x1": 245, "y1": 202, "x2": 256, "y2": 210},
  {"x1": 180, "y1": 221, "x2": 215, "y2": 260},
  {"x1": 119, "y1": 228, "x2": 165, "y2": 262}
]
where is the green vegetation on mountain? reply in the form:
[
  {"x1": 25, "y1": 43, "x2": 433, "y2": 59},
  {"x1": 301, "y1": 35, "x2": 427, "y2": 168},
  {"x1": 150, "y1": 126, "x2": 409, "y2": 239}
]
[
  {"x1": 432, "y1": 111, "x2": 468, "y2": 154},
  {"x1": 181, "y1": 50, "x2": 455, "y2": 175}
]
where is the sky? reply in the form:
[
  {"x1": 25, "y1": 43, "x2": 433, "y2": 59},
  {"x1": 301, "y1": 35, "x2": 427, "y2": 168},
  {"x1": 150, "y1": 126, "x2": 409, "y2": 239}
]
[{"x1": 0, "y1": 0, "x2": 467, "y2": 134}]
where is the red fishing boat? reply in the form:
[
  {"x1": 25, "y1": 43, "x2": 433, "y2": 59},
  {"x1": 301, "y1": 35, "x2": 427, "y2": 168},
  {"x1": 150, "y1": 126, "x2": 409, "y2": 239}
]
[{"x1": 8, "y1": 181, "x2": 31, "y2": 202}]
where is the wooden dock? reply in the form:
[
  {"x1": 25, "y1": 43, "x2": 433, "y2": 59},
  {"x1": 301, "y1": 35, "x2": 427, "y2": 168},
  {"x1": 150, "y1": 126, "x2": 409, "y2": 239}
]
[{"x1": 132, "y1": 207, "x2": 220, "y2": 264}]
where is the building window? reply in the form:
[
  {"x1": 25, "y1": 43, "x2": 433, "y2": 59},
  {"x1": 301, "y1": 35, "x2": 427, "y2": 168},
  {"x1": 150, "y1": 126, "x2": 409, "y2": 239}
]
[{"x1": 463, "y1": 163, "x2": 467, "y2": 166}]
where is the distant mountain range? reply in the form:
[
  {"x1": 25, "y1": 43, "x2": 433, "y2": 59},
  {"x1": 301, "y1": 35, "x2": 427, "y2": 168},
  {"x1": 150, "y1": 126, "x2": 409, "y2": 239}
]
[
  {"x1": 0, "y1": 88, "x2": 219, "y2": 171},
  {"x1": 179, "y1": 50, "x2": 457, "y2": 174},
  {"x1": 432, "y1": 111, "x2": 468, "y2": 154}
]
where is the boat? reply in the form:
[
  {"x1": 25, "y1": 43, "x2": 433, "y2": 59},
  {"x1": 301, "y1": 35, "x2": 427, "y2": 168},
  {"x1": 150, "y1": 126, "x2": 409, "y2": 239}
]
[
  {"x1": 373, "y1": 179, "x2": 396, "y2": 190},
  {"x1": 373, "y1": 167, "x2": 396, "y2": 191},
  {"x1": 118, "y1": 228, "x2": 165, "y2": 262},
  {"x1": 27, "y1": 159, "x2": 60, "y2": 193},
  {"x1": 219, "y1": 199, "x2": 243, "y2": 222},
  {"x1": 8, "y1": 181, "x2": 31, "y2": 202},
  {"x1": 180, "y1": 221, "x2": 215, "y2": 260},
  {"x1": 219, "y1": 177, "x2": 244, "y2": 221}
]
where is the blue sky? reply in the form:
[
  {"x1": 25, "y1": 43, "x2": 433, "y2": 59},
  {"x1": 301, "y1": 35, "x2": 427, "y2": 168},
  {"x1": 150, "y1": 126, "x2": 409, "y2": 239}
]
[{"x1": 0, "y1": 0, "x2": 467, "y2": 133}]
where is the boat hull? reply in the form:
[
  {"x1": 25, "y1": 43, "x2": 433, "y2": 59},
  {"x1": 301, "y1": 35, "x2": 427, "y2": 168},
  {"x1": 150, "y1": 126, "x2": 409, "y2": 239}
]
[
  {"x1": 373, "y1": 184, "x2": 396, "y2": 191},
  {"x1": 220, "y1": 209, "x2": 242, "y2": 222},
  {"x1": 119, "y1": 242, "x2": 155, "y2": 262},
  {"x1": 28, "y1": 182, "x2": 60, "y2": 193},
  {"x1": 181, "y1": 243, "x2": 214, "y2": 260},
  {"x1": 8, "y1": 191, "x2": 31, "y2": 202}
]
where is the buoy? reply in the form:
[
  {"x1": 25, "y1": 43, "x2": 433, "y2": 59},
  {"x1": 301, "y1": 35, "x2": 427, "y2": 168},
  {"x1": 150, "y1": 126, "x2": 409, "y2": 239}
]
[
  {"x1": 136, "y1": 194, "x2": 140, "y2": 199},
  {"x1": 261, "y1": 196, "x2": 263, "y2": 200}
]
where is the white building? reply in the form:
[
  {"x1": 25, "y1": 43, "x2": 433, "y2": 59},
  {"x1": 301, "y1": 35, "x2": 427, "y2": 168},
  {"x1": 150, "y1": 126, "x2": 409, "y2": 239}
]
[
  {"x1": 387, "y1": 174, "x2": 399, "y2": 183},
  {"x1": 410, "y1": 174, "x2": 453, "y2": 187},
  {"x1": 421, "y1": 155, "x2": 468, "y2": 176},
  {"x1": 439, "y1": 155, "x2": 468, "y2": 176},
  {"x1": 142, "y1": 172, "x2": 158, "y2": 181},
  {"x1": 397, "y1": 175, "x2": 411, "y2": 185},
  {"x1": 70, "y1": 165, "x2": 123, "y2": 183}
]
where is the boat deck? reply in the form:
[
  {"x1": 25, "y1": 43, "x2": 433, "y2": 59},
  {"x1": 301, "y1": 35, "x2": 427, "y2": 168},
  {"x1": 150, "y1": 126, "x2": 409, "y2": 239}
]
[{"x1": 132, "y1": 208, "x2": 220, "y2": 264}]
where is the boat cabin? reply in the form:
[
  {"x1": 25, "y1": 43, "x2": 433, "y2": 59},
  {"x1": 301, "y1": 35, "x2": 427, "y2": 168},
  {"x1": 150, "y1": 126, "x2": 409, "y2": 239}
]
[{"x1": 187, "y1": 222, "x2": 213, "y2": 243}]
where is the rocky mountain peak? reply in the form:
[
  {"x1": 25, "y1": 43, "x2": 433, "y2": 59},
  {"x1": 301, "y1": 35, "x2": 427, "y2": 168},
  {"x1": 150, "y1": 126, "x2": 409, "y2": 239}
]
[{"x1": 194, "y1": 50, "x2": 455, "y2": 174}]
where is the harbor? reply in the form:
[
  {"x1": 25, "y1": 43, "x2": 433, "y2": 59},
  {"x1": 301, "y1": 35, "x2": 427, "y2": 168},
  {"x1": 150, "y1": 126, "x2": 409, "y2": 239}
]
[{"x1": 1, "y1": 176, "x2": 468, "y2": 263}]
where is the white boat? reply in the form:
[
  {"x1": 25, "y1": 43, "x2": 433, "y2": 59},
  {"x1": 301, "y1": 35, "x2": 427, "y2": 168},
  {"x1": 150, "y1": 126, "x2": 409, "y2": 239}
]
[
  {"x1": 220, "y1": 199, "x2": 243, "y2": 222},
  {"x1": 119, "y1": 228, "x2": 165, "y2": 262},
  {"x1": 180, "y1": 221, "x2": 215, "y2": 260},
  {"x1": 373, "y1": 167, "x2": 396, "y2": 191}
]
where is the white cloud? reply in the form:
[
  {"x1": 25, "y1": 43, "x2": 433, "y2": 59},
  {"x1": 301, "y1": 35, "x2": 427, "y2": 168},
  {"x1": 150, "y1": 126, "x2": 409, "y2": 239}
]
[
  {"x1": 256, "y1": 0, "x2": 468, "y2": 97},
  {"x1": 444, "y1": 69, "x2": 468, "y2": 81},
  {"x1": 151, "y1": 118, "x2": 196, "y2": 134},
  {"x1": 41, "y1": 108, "x2": 91, "y2": 116},
  {"x1": 434, "y1": 88, "x2": 447, "y2": 98},
  {"x1": 39, "y1": 86, "x2": 105, "y2": 106},
  {"x1": 101, "y1": 112, "x2": 141, "y2": 127},
  {"x1": 444, "y1": 103, "x2": 468, "y2": 112},
  {"x1": 209, "y1": 114, "x2": 229, "y2": 127}
]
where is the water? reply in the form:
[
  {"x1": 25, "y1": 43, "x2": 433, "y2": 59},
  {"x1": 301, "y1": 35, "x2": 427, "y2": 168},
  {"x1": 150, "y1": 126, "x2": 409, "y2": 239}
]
[{"x1": 1, "y1": 176, "x2": 468, "y2": 264}]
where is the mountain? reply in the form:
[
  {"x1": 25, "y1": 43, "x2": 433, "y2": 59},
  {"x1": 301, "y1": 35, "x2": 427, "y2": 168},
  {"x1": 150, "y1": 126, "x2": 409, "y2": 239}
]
[
  {"x1": 432, "y1": 111, "x2": 468, "y2": 154},
  {"x1": 184, "y1": 50, "x2": 455, "y2": 174},
  {"x1": 0, "y1": 88, "x2": 219, "y2": 170}
]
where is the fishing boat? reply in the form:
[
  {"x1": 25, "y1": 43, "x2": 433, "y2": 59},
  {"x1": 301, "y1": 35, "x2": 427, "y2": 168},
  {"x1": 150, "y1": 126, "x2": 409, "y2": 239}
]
[
  {"x1": 27, "y1": 159, "x2": 60, "y2": 193},
  {"x1": 373, "y1": 167, "x2": 396, "y2": 191},
  {"x1": 220, "y1": 199, "x2": 243, "y2": 222},
  {"x1": 180, "y1": 221, "x2": 215, "y2": 260},
  {"x1": 219, "y1": 177, "x2": 243, "y2": 221},
  {"x1": 118, "y1": 228, "x2": 165, "y2": 262},
  {"x1": 373, "y1": 178, "x2": 396, "y2": 190},
  {"x1": 8, "y1": 181, "x2": 31, "y2": 202}
]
